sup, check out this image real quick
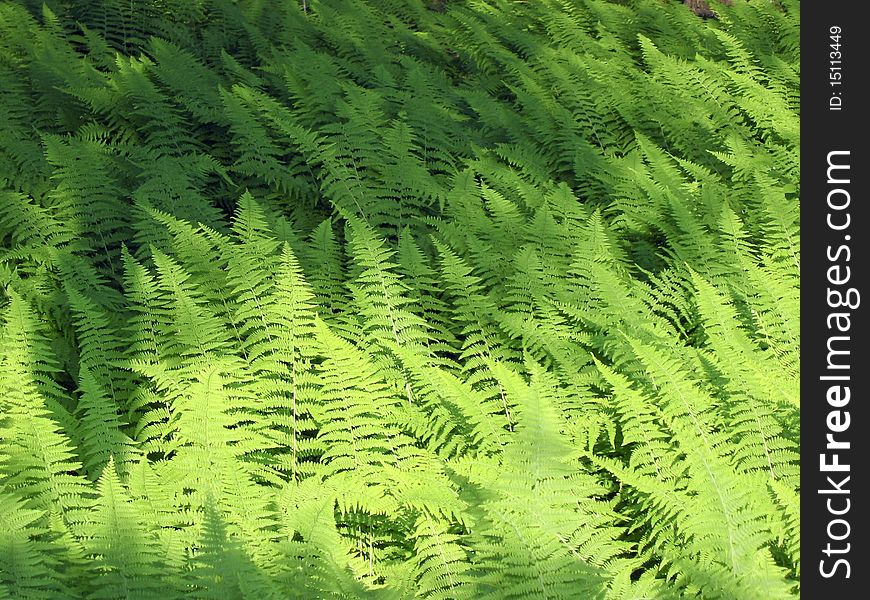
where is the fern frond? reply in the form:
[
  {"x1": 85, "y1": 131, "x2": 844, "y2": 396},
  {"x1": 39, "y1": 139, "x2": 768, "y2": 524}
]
[{"x1": 0, "y1": 290, "x2": 91, "y2": 517}]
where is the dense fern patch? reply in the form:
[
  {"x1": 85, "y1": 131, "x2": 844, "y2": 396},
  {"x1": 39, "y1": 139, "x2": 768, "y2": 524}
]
[{"x1": 0, "y1": 0, "x2": 799, "y2": 598}]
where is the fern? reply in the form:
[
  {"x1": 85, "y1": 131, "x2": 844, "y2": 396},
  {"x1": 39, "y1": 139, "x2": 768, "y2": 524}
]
[
  {"x1": 0, "y1": 491, "x2": 71, "y2": 600},
  {"x1": 0, "y1": 0, "x2": 800, "y2": 596}
]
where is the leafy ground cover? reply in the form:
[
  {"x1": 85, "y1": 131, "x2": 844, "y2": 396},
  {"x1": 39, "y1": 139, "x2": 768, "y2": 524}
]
[{"x1": 0, "y1": 1, "x2": 799, "y2": 598}]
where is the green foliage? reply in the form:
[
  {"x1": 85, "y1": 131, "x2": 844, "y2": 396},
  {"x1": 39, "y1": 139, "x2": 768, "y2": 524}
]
[{"x1": 0, "y1": 0, "x2": 799, "y2": 597}]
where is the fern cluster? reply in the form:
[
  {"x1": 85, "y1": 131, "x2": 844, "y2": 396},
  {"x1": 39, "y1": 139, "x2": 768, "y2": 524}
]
[{"x1": 0, "y1": 0, "x2": 799, "y2": 598}]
